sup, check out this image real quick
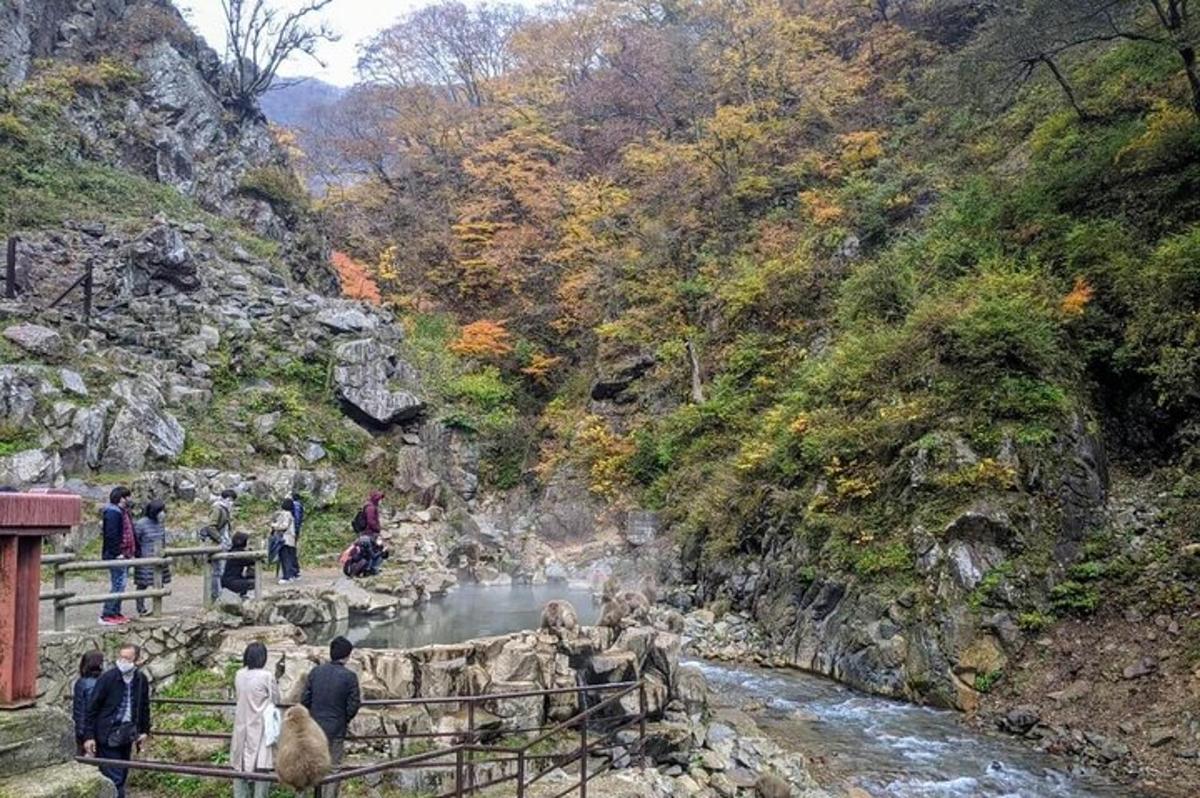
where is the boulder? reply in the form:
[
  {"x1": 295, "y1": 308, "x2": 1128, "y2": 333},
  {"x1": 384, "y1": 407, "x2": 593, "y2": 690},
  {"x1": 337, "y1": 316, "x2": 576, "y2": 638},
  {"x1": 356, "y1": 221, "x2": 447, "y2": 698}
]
[
  {"x1": 100, "y1": 379, "x2": 185, "y2": 471},
  {"x1": 59, "y1": 369, "x2": 88, "y2": 397},
  {"x1": 3, "y1": 323, "x2": 64, "y2": 359},
  {"x1": 0, "y1": 762, "x2": 117, "y2": 798},
  {"x1": 0, "y1": 448, "x2": 62, "y2": 488},
  {"x1": 625, "y1": 510, "x2": 661, "y2": 547},
  {"x1": 316, "y1": 305, "x2": 378, "y2": 333},
  {"x1": 333, "y1": 338, "x2": 424, "y2": 428},
  {"x1": 125, "y1": 223, "x2": 199, "y2": 293},
  {"x1": 591, "y1": 354, "x2": 655, "y2": 402},
  {"x1": 0, "y1": 706, "x2": 75, "y2": 779}
]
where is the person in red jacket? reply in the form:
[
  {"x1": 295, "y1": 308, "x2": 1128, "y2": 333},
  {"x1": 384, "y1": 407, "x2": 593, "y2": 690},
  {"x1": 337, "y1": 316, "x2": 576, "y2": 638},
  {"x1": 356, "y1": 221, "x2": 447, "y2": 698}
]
[{"x1": 363, "y1": 491, "x2": 384, "y2": 537}]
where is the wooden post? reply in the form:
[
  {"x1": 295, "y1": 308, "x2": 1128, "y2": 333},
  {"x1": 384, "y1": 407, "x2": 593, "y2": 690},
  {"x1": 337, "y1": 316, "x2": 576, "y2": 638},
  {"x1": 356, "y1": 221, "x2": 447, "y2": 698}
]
[
  {"x1": 253, "y1": 554, "x2": 262, "y2": 599},
  {"x1": 4, "y1": 237, "x2": 15, "y2": 299},
  {"x1": 454, "y1": 747, "x2": 464, "y2": 798},
  {"x1": 466, "y1": 698, "x2": 475, "y2": 790},
  {"x1": 579, "y1": 709, "x2": 588, "y2": 798},
  {"x1": 152, "y1": 562, "x2": 163, "y2": 617},
  {"x1": 82, "y1": 260, "x2": 93, "y2": 326},
  {"x1": 53, "y1": 563, "x2": 66, "y2": 632},
  {"x1": 0, "y1": 493, "x2": 82, "y2": 707},
  {"x1": 516, "y1": 750, "x2": 525, "y2": 798},
  {"x1": 638, "y1": 682, "x2": 648, "y2": 769},
  {"x1": 201, "y1": 556, "x2": 212, "y2": 608}
]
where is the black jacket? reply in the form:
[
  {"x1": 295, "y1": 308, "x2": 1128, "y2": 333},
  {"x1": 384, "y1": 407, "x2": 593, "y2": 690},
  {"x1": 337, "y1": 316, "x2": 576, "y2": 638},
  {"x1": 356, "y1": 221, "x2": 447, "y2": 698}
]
[
  {"x1": 72, "y1": 676, "x2": 98, "y2": 740},
  {"x1": 101, "y1": 504, "x2": 125, "y2": 560},
  {"x1": 83, "y1": 667, "x2": 151, "y2": 745},
  {"x1": 301, "y1": 661, "x2": 361, "y2": 742}
]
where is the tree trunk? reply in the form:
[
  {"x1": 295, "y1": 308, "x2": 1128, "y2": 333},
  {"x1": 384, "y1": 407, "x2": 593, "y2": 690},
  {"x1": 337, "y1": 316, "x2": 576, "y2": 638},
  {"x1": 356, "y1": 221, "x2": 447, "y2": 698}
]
[
  {"x1": 1040, "y1": 56, "x2": 1088, "y2": 121},
  {"x1": 686, "y1": 340, "x2": 705, "y2": 404},
  {"x1": 1180, "y1": 45, "x2": 1200, "y2": 120}
]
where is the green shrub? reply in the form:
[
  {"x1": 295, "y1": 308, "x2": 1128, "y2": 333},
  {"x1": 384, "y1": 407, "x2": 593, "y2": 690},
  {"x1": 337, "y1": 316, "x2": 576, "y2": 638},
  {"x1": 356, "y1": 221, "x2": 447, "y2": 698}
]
[
  {"x1": 1049, "y1": 580, "x2": 1100, "y2": 615},
  {"x1": 1017, "y1": 610, "x2": 1056, "y2": 632},
  {"x1": 238, "y1": 166, "x2": 309, "y2": 216}
]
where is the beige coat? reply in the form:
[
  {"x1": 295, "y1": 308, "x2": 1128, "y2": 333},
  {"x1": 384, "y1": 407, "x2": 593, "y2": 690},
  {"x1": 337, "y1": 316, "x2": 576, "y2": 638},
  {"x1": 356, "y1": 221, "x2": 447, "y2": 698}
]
[
  {"x1": 270, "y1": 510, "x2": 296, "y2": 548},
  {"x1": 230, "y1": 667, "x2": 280, "y2": 772}
]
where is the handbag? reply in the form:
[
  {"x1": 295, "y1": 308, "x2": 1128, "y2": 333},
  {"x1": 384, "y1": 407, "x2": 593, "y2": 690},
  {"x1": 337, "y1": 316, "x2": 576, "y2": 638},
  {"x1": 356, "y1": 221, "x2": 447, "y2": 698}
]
[
  {"x1": 262, "y1": 704, "x2": 282, "y2": 747},
  {"x1": 106, "y1": 721, "x2": 138, "y2": 749}
]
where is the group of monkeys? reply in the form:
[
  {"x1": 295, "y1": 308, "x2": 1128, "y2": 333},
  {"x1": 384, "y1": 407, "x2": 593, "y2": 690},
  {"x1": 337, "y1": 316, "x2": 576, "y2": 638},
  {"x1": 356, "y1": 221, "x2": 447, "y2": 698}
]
[{"x1": 275, "y1": 574, "x2": 794, "y2": 797}]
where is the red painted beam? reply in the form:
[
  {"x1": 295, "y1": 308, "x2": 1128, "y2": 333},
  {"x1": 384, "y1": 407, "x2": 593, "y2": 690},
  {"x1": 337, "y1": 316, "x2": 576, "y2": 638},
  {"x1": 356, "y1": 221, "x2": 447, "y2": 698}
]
[{"x1": 0, "y1": 492, "x2": 82, "y2": 709}]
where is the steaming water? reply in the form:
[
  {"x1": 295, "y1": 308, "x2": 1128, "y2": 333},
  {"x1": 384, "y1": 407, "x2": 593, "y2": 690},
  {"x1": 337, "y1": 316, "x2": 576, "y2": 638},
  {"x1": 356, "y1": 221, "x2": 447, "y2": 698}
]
[
  {"x1": 330, "y1": 582, "x2": 598, "y2": 649},
  {"x1": 691, "y1": 659, "x2": 1140, "y2": 798},
  {"x1": 320, "y1": 586, "x2": 1140, "y2": 797}
]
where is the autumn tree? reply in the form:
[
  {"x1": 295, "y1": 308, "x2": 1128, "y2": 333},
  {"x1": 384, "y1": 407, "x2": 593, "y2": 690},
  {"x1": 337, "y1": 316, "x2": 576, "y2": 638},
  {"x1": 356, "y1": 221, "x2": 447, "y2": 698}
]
[{"x1": 357, "y1": 1, "x2": 525, "y2": 108}]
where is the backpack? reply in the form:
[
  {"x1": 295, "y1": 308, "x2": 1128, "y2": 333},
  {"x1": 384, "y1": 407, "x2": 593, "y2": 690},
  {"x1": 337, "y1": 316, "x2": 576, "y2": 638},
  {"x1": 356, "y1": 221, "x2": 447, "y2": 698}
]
[{"x1": 351, "y1": 505, "x2": 368, "y2": 534}]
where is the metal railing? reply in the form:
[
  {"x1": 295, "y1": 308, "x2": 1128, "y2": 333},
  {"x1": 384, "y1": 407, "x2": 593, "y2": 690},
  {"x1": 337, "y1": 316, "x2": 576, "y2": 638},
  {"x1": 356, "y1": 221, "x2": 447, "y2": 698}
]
[
  {"x1": 78, "y1": 680, "x2": 650, "y2": 797},
  {"x1": 40, "y1": 547, "x2": 267, "y2": 630}
]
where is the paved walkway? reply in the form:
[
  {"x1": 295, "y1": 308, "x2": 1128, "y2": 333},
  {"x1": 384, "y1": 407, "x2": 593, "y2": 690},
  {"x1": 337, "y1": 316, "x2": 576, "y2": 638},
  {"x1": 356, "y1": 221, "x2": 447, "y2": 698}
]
[{"x1": 39, "y1": 566, "x2": 344, "y2": 631}]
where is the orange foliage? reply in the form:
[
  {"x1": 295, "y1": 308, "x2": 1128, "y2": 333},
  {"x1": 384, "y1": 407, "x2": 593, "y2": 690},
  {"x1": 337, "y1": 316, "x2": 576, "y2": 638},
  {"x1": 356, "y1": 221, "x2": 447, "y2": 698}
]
[
  {"x1": 521, "y1": 352, "x2": 563, "y2": 382},
  {"x1": 330, "y1": 251, "x2": 381, "y2": 304},
  {"x1": 1061, "y1": 277, "x2": 1095, "y2": 317},
  {"x1": 450, "y1": 320, "x2": 514, "y2": 359}
]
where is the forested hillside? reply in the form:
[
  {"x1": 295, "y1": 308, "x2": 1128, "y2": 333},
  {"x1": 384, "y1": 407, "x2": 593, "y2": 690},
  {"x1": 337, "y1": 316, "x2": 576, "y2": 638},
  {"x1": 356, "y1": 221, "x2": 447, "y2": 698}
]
[{"x1": 296, "y1": 0, "x2": 1200, "y2": 779}]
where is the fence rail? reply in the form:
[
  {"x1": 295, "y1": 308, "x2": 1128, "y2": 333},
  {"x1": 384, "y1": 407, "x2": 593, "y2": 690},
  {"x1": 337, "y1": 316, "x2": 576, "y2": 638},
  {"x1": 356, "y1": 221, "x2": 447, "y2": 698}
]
[
  {"x1": 39, "y1": 547, "x2": 267, "y2": 630},
  {"x1": 79, "y1": 680, "x2": 648, "y2": 798}
]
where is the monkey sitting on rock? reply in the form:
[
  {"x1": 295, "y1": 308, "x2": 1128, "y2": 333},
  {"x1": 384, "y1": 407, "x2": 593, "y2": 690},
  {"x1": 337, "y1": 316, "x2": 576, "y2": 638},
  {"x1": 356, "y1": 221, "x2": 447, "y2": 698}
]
[
  {"x1": 275, "y1": 705, "x2": 332, "y2": 792},
  {"x1": 539, "y1": 599, "x2": 580, "y2": 634}
]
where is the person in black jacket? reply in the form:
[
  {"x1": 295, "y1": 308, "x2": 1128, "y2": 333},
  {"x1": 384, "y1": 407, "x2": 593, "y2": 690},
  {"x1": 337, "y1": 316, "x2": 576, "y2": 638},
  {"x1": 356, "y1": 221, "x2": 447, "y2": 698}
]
[
  {"x1": 100, "y1": 487, "x2": 133, "y2": 625},
  {"x1": 220, "y1": 533, "x2": 256, "y2": 598},
  {"x1": 301, "y1": 636, "x2": 361, "y2": 798},
  {"x1": 72, "y1": 650, "x2": 105, "y2": 755},
  {"x1": 82, "y1": 643, "x2": 151, "y2": 798}
]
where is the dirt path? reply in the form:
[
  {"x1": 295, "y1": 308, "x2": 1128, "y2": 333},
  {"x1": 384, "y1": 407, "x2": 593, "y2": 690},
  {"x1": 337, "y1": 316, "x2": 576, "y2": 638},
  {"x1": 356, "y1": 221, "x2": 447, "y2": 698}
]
[{"x1": 39, "y1": 565, "x2": 345, "y2": 630}]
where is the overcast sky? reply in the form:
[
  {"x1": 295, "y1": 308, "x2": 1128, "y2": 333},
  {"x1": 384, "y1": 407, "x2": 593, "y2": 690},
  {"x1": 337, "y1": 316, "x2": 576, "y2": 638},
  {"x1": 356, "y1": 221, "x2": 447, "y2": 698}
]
[{"x1": 179, "y1": 0, "x2": 434, "y2": 86}]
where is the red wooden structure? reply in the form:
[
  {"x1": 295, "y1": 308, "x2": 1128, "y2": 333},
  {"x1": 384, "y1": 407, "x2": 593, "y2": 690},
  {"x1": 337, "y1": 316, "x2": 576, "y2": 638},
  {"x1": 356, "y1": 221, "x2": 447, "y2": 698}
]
[{"x1": 0, "y1": 491, "x2": 81, "y2": 708}]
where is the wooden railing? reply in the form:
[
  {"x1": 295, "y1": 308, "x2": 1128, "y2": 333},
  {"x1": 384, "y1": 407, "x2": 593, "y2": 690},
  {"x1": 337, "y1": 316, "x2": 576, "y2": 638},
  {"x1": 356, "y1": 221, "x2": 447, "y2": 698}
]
[
  {"x1": 78, "y1": 680, "x2": 650, "y2": 797},
  {"x1": 40, "y1": 547, "x2": 267, "y2": 630}
]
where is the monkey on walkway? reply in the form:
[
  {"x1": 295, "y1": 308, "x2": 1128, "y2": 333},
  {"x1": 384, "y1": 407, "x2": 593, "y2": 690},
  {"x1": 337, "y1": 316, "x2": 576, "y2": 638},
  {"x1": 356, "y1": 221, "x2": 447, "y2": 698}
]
[{"x1": 275, "y1": 705, "x2": 332, "y2": 792}]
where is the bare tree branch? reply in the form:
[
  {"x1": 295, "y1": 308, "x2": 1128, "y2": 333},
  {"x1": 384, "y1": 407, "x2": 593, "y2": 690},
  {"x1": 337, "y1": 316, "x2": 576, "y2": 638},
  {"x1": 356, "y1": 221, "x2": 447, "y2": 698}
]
[{"x1": 220, "y1": 0, "x2": 340, "y2": 115}]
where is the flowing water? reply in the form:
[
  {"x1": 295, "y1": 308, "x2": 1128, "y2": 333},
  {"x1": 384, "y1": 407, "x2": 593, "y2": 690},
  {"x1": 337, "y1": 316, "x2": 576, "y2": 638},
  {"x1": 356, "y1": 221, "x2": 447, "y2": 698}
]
[
  {"x1": 329, "y1": 586, "x2": 1138, "y2": 798},
  {"x1": 692, "y1": 659, "x2": 1138, "y2": 798}
]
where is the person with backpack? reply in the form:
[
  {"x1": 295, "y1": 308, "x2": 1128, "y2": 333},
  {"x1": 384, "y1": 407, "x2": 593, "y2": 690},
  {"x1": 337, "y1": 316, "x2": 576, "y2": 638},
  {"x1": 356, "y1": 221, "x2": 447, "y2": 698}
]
[
  {"x1": 99, "y1": 487, "x2": 134, "y2": 625},
  {"x1": 203, "y1": 490, "x2": 237, "y2": 601},
  {"x1": 291, "y1": 493, "x2": 304, "y2": 578},
  {"x1": 364, "y1": 491, "x2": 383, "y2": 537}
]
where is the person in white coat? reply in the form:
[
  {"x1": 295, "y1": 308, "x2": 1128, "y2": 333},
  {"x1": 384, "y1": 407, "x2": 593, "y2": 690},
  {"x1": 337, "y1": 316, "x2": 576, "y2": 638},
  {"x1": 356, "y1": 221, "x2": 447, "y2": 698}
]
[{"x1": 230, "y1": 642, "x2": 280, "y2": 798}]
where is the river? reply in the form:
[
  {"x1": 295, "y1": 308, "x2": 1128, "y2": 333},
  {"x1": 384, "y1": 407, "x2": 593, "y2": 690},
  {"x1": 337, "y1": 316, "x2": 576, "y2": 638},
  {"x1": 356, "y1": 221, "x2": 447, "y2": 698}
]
[{"x1": 324, "y1": 585, "x2": 1137, "y2": 797}]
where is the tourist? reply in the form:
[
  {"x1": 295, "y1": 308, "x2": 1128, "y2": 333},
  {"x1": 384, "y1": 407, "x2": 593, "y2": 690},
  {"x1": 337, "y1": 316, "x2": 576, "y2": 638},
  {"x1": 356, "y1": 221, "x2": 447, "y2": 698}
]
[
  {"x1": 132, "y1": 499, "x2": 171, "y2": 617},
  {"x1": 291, "y1": 492, "x2": 304, "y2": 578},
  {"x1": 221, "y1": 532, "x2": 257, "y2": 598},
  {"x1": 82, "y1": 643, "x2": 150, "y2": 798},
  {"x1": 99, "y1": 487, "x2": 134, "y2": 625},
  {"x1": 364, "y1": 491, "x2": 383, "y2": 538},
  {"x1": 273, "y1": 497, "x2": 299, "y2": 584},
  {"x1": 301, "y1": 636, "x2": 361, "y2": 798},
  {"x1": 72, "y1": 650, "x2": 104, "y2": 755},
  {"x1": 231, "y1": 642, "x2": 280, "y2": 798},
  {"x1": 204, "y1": 489, "x2": 237, "y2": 601},
  {"x1": 342, "y1": 534, "x2": 387, "y2": 578}
]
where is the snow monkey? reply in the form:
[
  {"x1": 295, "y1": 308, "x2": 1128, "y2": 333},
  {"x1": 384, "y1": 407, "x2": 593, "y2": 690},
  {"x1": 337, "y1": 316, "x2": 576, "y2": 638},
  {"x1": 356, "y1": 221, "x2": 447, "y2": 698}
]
[
  {"x1": 275, "y1": 705, "x2": 332, "y2": 791},
  {"x1": 540, "y1": 599, "x2": 580, "y2": 633}
]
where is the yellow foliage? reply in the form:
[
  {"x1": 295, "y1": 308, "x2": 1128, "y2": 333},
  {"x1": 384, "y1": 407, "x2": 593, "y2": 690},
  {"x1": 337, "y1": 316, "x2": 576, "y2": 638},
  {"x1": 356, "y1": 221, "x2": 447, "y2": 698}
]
[
  {"x1": 1060, "y1": 277, "x2": 1095, "y2": 317},
  {"x1": 838, "y1": 130, "x2": 885, "y2": 169},
  {"x1": 1115, "y1": 101, "x2": 1198, "y2": 172},
  {"x1": 449, "y1": 320, "x2": 514, "y2": 360},
  {"x1": 799, "y1": 190, "x2": 846, "y2": 226},
  {"x1": 788, "y1": 415, "x2": 810, "y2": 437}
]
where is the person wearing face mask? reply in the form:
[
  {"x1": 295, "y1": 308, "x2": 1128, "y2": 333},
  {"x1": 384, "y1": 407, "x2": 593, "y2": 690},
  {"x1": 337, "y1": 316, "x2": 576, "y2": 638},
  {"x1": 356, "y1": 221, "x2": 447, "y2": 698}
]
[
  {"x1": 82, "y1": 644, "x2": 151, "y2": 798},
  {"x1": 133, "y1": 500, "x2": 171, "y2": 617}
]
